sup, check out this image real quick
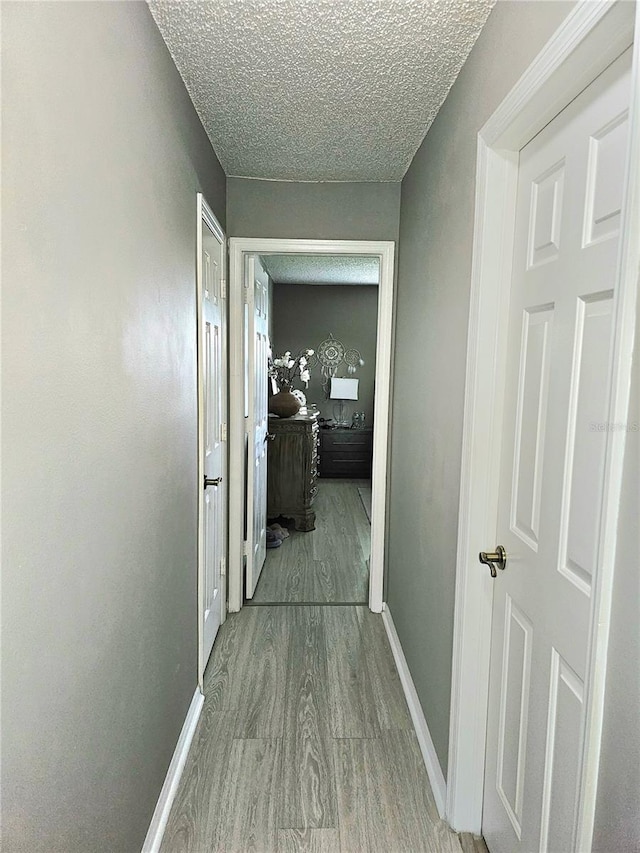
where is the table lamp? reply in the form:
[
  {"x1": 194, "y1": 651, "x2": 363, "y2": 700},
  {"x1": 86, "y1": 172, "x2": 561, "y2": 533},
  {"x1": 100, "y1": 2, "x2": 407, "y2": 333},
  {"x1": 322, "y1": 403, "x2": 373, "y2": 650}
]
[{"x1": 330, "y1": 377, "x2": 359, "y2": 427}]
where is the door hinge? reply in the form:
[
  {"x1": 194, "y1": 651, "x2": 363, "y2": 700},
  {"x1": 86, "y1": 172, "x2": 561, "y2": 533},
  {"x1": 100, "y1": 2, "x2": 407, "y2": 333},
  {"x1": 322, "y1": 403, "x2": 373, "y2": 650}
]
[
  {"x1": 221, "y1": 278, "x2": 227, "y2": 299},
  {"x1": 221, "y1": 422, "x2": 227, "y2": 442},
  {"x1": 220, "y1": 556, "x2": 226, "y2": 577},
  {"x1": 243, "y1": 540, "x2": 250, "y2": 557}
]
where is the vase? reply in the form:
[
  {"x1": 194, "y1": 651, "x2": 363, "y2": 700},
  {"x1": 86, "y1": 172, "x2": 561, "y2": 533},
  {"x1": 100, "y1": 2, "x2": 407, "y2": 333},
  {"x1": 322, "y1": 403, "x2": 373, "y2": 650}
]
[{"x1": 269, "y1": 389, "x2": 301, "y2": 417}]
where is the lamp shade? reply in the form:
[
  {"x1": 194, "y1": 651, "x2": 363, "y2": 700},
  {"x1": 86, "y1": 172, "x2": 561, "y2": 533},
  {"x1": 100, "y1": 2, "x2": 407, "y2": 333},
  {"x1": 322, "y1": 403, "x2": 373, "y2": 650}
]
[{"x1": 330, "y1": 377, "x2": 359, "y2": 400}]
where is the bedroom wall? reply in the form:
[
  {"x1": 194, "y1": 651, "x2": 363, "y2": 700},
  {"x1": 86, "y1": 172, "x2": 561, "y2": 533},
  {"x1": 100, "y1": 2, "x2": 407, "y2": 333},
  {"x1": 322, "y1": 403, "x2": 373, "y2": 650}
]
[
  {"x1": 272, "y1": 284, "x2": 378, "y2": 425},
  {"x1": 386, "y1": 0, "x2": 575, "y2": 778},
  {"x1": 592, "y1": 304, "x2": 640, "y2": 852},
  {"x1": 1, "y1": 2, "x2": 226, "y2": 851},
  {"x1": 227, "y1": 178, "x2": 400, "y2": 242}
]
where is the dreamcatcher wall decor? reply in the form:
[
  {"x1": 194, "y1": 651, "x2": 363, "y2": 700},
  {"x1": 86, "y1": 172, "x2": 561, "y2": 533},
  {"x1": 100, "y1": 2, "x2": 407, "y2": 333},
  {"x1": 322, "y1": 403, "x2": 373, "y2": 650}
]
[{"x1": 316, "y1": 333, "x2": 364, "y2": 397}]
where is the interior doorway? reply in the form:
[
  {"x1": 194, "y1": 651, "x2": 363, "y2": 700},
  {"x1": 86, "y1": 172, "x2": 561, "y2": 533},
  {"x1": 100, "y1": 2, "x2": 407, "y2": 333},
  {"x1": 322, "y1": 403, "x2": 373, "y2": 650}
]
[
  {"x1": 228, "y1": 239, "x2": 395, "y2": 615},
  {"x1": 248, "y1": 256, "x2": 380, "y2": 604}
]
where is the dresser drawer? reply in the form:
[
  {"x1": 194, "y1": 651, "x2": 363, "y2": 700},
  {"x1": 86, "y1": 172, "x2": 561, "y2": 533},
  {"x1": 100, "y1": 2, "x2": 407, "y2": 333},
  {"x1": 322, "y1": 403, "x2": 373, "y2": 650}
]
[
  {"x1": 321, "y1": 432, "x2": 372, "y2": 449},
  {"x1": 320, "y1": 459, "x2": 372, "y2": 477},
  {"x1": 323, "y1": 450, "x2": 371, "y2": 464}
]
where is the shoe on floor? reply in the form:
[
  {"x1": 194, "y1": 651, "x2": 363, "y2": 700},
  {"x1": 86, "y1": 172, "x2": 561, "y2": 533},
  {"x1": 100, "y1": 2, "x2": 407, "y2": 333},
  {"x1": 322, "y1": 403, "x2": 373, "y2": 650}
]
[
  {"x1": 266, "y1": 529, "x2": 282, "y2": 548},
  {"x1": 269, "y1": 523, "x2": 290, "y2": 539}
]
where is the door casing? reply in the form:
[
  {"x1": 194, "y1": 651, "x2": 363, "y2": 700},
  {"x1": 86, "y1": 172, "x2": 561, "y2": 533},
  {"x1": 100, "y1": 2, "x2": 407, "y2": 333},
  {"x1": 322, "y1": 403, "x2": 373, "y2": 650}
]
[
  {"x1": 227, "y1": 238, "x2": 396, "y2": 614},
  {"x1": 447, "y1": 0, "x2": 640, "y2": 843}
]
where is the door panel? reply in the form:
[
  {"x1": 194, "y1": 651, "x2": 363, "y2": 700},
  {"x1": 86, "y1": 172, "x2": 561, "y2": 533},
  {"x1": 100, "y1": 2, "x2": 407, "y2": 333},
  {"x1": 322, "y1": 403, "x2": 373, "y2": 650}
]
[
  {"x1": 559, "y1": 293, "x2": 614, "y2": 594},
  {"x1": 198, "y1": 199, "x2": 227, "y2": 683},
  {"x1": 483, "y1": 51, "x2": 631, "y2": 853},
  {"x1": 245, "y1": 256, "x2": 269, "y2": 598},
  {"x1": 495, "y1": 595, "x2": 533, "y2": 840},
  {"x1": 510, "y1": 305, "x2": 554, "y2": 551},
  {"x1": 538, "y1": 650, "x2": 584, "y2": 853}
]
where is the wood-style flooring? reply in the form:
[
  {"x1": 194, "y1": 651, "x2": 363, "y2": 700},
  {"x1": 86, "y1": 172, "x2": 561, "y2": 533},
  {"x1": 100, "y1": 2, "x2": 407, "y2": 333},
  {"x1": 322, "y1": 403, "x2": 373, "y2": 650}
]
[
  {"x1": 161, "y1": 605, "x2": 487, "y2": 853},
  {"x1": 253, "y1": 479, "x2": 370, "y2": 603}
]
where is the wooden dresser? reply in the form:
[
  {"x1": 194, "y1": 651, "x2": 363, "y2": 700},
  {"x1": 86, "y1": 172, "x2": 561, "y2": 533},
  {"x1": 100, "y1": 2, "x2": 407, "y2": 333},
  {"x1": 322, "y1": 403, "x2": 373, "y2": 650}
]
[
  {"x1": 267, "y1": 411, "x2": 319, "y2": 531},
  {"x1": 319, "y1": 427, "x2": 373, "y2": 478}
]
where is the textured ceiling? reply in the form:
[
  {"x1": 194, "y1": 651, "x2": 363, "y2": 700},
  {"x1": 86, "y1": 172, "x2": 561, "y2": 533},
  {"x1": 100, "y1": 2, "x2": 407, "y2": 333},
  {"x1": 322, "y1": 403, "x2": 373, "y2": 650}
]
[
  {"x1": 148, "y1": 0, "x2": 495, "y2": 181},
  {"x1": 261, "y1": 255, "x2": 379, "y2": 285}
]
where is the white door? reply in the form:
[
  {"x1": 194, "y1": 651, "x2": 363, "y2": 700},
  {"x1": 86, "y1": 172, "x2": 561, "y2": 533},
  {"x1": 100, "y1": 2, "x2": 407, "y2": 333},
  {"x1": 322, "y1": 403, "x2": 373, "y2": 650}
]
[
  {"x1": 245, "y1": 256, "x2": 269, "y2": 598},
  {"x1": 197, "y1": 196, "x2": 227, "y2": 686},
  {"x1": 482, "y1": 51, "x2": 631, "y2": 853}
]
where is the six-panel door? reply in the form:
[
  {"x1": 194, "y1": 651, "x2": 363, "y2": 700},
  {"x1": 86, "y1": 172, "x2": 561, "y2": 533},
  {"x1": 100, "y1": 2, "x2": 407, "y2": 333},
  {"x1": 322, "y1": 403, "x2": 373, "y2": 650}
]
[{"x1": 482, "y1": 50, "x2": 631, "y2": 853}]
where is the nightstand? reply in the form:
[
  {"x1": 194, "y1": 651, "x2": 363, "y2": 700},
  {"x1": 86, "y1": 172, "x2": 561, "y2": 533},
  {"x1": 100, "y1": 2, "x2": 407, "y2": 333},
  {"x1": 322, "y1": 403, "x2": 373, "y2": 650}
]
[{"x1": 319, "y1": 427, "x2": 373, "y2": 478}]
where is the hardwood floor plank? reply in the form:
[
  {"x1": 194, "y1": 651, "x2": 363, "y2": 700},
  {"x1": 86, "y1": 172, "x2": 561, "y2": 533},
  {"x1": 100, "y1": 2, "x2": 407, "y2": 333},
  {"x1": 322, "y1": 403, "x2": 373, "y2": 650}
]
[
  {"x1": 312, "y1": 484, "x2": 355, "y2": 557},
  {"x1": 308, "y1": 528, "x2": 368, "y2": 601},
  {"x1": 316, "y1": 536, "x2": 368, "y2": 601},
  {"x1": 214, "y1": 738, "x2": 281, "y2": 853},
  {"x1": 277, "y1": 828, "x2": 341, "y2": 852},
  {"x1": 279, "y1": 607, "x2": 337, "y2": 830},
  {"x1": 231, "y1": 607, "x2": 290, "y2": 738},
  {"x1": 203, "y1": 606, "x2": 253, "y2": 710},
  {"x1": 314, "y1": 480, "x2": 370, "y2": 561},
  {"x1": 308, "y1": 558, "x2": 339, "y2": 601},
  {"x1": 355, "y1": 607, "x2": 414, "y2": 731},
  {"x1": 202, "y1": 606, "x2": 290, "y2": 736},
  {"x1": 324, "y1": 606, "x2": 380, "y2": 738},
  {"x1": 159, "y1": 709, "x2": 237, "y2": 853},
  {"x1": 379, "y1": 729, "x2": 461, "y2": 852},
  {"x1": 332, "y1": 739, "x2": 372, "y2": 853}
]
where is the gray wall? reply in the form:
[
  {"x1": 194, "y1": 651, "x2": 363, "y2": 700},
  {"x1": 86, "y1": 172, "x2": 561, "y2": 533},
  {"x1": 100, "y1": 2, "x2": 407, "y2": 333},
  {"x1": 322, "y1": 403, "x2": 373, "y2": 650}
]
[
  {"x1": 273, "y1": 284, "x2": 378, "y2": 425},
  {"x1": 592, "y1": 310, "x2": 640, "y2": 852},
  {"x1": 227, "y1": 178, "x2": 400, "y2": 241},
  {"x1": 386, "y1": 0, "x2": 575, "y2": 777},
  {"x1": 1, "y1": 2, "x2": 225, "y2": 851}
]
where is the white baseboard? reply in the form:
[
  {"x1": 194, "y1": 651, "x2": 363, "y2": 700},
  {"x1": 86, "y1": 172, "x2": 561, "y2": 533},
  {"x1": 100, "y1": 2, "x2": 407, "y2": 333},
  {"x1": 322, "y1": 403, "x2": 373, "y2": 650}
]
[
  {"x1": 382, "y1": 607, "x2": 448, "y2": 819},
  {"x1": 142, "y1": 687, "x2": 205, "y2": 853}
]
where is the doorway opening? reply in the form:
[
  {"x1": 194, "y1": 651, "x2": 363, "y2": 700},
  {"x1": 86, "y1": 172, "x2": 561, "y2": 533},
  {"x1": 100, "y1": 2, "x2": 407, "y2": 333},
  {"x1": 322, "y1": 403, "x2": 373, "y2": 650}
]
[
  {"x1": 228, "y1": 239, "x2": 395, "y2": 615},
  {"x1": 249, "y1": 255, "x2": 379, "y2": 605}
]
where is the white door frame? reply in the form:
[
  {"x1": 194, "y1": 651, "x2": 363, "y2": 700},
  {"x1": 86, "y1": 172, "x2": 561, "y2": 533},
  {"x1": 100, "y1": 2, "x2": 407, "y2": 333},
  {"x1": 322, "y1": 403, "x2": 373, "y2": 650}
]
[
  {"x1": 196, "y1": 193, "x2": 228, "y2": 692},
  {"x1": 227, "y1": 238, "x2": 396, "y2": 614},
  {"x1": 447, "y1": 0, "x2": 639, "y2": 840}
]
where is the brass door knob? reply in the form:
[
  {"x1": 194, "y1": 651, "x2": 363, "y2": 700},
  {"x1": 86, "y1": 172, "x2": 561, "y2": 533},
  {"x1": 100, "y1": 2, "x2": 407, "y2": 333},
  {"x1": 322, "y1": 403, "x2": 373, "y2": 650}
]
[{"x1": 479, "y1": 545, "x2": 507, "y2": 578}]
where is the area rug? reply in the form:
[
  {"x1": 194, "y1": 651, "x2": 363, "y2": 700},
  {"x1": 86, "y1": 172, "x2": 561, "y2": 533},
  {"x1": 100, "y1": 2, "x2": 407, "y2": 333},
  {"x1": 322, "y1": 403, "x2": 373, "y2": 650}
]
[{"x1": 357, "y1": 485, "x2": 372, "y2": 523}]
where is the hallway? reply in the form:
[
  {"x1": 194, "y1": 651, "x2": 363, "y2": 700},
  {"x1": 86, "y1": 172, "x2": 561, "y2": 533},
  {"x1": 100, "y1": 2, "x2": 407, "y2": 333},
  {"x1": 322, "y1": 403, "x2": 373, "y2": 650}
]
[{"x1": 161, "y1": 605, "x2": 486, "y2": 852}]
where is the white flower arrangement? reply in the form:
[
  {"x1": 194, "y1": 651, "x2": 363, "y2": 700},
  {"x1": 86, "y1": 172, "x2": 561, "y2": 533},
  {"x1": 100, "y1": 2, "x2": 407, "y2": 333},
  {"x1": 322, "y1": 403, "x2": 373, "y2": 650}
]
[{"x1": 269, "y1": 349, "x2": 314, "y2": 389}]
